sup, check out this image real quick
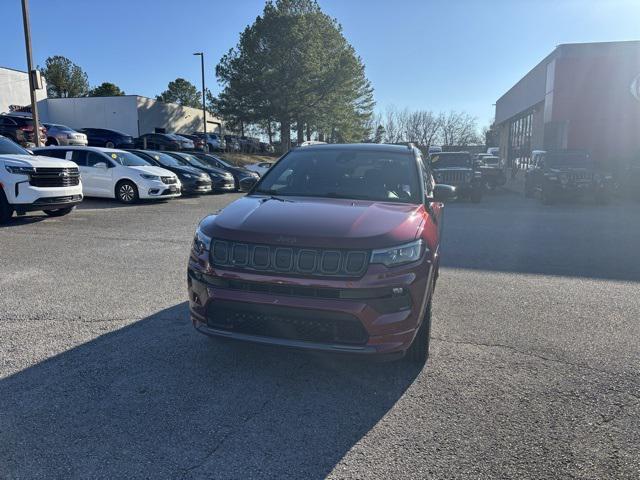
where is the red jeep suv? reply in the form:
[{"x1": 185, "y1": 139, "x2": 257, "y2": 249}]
[{"x1": 187, "y1": 144, "x2": 455, "y2": 363}]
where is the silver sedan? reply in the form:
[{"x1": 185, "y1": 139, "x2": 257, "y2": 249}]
[{"x1": 44, "y1": 124, "x2": 88, "y2": 146}]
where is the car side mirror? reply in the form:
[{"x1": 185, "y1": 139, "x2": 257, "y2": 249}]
[
  {"x1": 94, "y1": 162, "x2": 107, "y2": 169},
  {"x1": 431, "y1": 184, "x2": 457, "y2": 202}
]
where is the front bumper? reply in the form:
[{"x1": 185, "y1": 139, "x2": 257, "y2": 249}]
[
  {"x1": 211, "y1": 178, "x2": 236, "y2": 192},
  {"x1": 14, "y1": 194, "x2": 83, "y2": 213},
  {"x1": 137, "y1": 179, "x2": 181, "y2": 199},
  {"x1": 546, "y1": 181, "x2": 610, "y2": 195},
  {"x1": 58, "y1": 138, "x2": 88, "y2": 146},
  {"x1": 5, "y1": 180, "x2": 83, "y2": 206},
  {"x1": 180, "y1": 179, "x2": 212, "y2": 195},
  {"x1": 187, "y1": 252, "x2": 434, "y2": 357}
]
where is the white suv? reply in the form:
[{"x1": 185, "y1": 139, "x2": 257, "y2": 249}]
[
  {"x1": 0, "y1": 135, "x2": 83, "y2": 223},
  {"x1": 34, "y1": 146, "x2": 181, "y2": 203}
]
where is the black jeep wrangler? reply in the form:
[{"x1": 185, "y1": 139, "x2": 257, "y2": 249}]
[
  {"x1": 430, "y1": 151, "x2": 483, "y2": 202},
  {"x1": 524, "y1": 150, "x2": 613, "y2": 204}
]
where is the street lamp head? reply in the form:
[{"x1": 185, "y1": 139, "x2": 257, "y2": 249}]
[{"x1": 193, "y1": 52, "x2": 203, "y2": 56}]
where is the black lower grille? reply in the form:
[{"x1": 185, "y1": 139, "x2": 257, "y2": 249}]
[
  {"x1": 33, "y1": 195, "x2": 82, "y2": 205},
  {"x1": 206, "y1": 301, "x2": 368, "y2": 345}
]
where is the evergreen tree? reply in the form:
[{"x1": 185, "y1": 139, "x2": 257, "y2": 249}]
[
  {"x1": 89, "y1": 82, "x2": 125, "y2": 97},
  {"x1": 156, "y1": 78, "x2": 201, "y2": 108},
  {"x1": 40, "y1": 55, "x2": 89, "y2": 98},
  {"x1": 215, "y1": 0, "x2": 374, "y2": 151}
]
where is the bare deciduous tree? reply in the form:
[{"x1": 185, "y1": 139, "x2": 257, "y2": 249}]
[{"x1": 440, "y1": 111, "x2": 480, "y2": 146}]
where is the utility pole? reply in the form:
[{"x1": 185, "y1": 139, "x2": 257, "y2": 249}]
[
  {"x1": 193, "y1": 52, "x2": 207, "y2": 146},
  {"x1": 21, "y1": 0, "x2": 42, "y2": 147}
]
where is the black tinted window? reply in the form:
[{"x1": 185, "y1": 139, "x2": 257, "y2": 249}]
[
  {"x1": 71, "y1": 150, "x2": 88, "y2": 166},
  {"x1": 87, "y1": 152, "x2": 108, "y2": 167},
  {"x1": 37, "y1": 149, "x2": 67, "y2": 159}
]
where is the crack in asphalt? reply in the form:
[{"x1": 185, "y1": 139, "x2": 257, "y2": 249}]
[
  {"x1": 179, "y1": 398, "x2": 271, "y2": 478},
  {"x1": 178, "y1": 357, "x2": 310, "y2": 478},
  {"x1": 431, "y1": 335, "x2": 637, "y2": 380}
]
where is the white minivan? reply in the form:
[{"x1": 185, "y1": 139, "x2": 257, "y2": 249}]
[{"x1": 34, "y1": 146, "x2": 180, "y2": 203}]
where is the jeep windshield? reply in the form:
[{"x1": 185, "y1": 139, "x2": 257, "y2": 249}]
[
  {"x1": 546, "y1": 152, "x2": 592, "y2": 168},
  {"x1": 431, "y1": 153, "x2": 471, "y2": 168},
  {"x1": 254, "y1": 147, "x2": 421, "y2": 203}
]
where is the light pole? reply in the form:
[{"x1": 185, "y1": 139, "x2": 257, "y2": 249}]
[
  {"x1": 21, "y1": 0, "x2": 42, "y2": 147},
  {"x1": 193, "y1": 52, "x2": 207, "y2": 143}
]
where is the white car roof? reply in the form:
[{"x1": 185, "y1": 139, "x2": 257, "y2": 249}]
[{"x1": 35, "y1": 146, "x2": 126, "y2": 153}]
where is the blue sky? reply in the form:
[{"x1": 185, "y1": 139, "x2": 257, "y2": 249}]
[{"x1": 2, "y1": 0, "x2": 639, "y2": 128}]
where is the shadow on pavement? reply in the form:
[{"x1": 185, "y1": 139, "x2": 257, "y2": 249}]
[
  {"x1": 0, "y1": 302, "x2": 420, "y2": 479},
  {"x1": 76, "y1": 198, "x2": 173, "y2": 210},
  {"x1": 442, "y1": 196, "x2": 640, "y2": 282}
]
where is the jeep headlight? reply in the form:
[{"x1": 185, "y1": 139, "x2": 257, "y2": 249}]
[
  {"x1": 370, "y1": 239, "x2": 426, "y2": 267},
  {"x1": 5, "y1": 165, "x2": 35, "y2": 175},
  {"x1": 192, "y1": 225, "x2": 211, "y2": 255}
]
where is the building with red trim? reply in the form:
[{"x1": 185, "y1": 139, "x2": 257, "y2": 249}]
[{"x1": 495, "y1": 41, "x2": 640, "y2": 171}]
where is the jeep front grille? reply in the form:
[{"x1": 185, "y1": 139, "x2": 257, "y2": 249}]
[
  {"x1": 435, "y1": 170, "x2": 467, "y2": 184},
  {"x1": 211, "y1": 240, "x2": 369, "y2": 278},
  {"x1": 568, "y1": 172, "x2": 593, "y2": 182}
]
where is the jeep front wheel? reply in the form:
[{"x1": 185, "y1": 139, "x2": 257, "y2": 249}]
[{"x1": 406, "y1": 300, "x2": 432, "y2": 365}]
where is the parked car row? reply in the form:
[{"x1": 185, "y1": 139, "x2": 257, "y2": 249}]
[{"x1": 0, "y1": 134, "x2": 260, "y2": 224}]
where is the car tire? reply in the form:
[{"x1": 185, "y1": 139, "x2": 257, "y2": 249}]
[
  {"x1": 470, "y1": 189, "x2": 482, "y2": 203},
  {"x1": 45, "y1": 137, "x2": 58, "y2": 146},
  {"x1": 43, "y1": 206, "x2": 75, "y2": 217},
  {"x1": 0, "y1": 190, "x2": 15, "y2": 224},
  {"x1": 105, "y1": 141, "x2": 115, "y2": 148},
  {"x1": 115, "y1": 180, "x2": 139, "y2": 204},
  {"x1": 406, "y1": 299, "x2": 432, "y2": 366}
]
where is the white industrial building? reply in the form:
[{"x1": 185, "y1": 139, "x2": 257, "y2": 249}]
[
  {"x1": 39, "y1": 95, "x2": 222, "y2": 137},
  {"x1": 0, "y1": 66, "x2": 47, "y2": 114},
  {"x1": 1, "y1": 65, "x2": 221, "y2": 137}
]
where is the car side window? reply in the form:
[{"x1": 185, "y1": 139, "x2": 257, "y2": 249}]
[
  {"x1": 72, "y1": 150, "x2": 88, "y2": 166},
  {"x1": 87, "y1": 152, "x2": 108, "y2": 167}
]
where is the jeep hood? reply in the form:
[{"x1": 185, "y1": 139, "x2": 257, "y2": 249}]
[{"x1": 201, "y1": 195, "x2": 425, "y2": 249}]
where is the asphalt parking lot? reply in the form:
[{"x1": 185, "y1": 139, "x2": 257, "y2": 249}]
[{"x1": 1, "y1": 191, "x2": 639, "y2": 479}]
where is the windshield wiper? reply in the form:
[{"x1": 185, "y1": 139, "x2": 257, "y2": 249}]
[{"x1": 253, "y1": 189, "x2": 293, "y2": 202}]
